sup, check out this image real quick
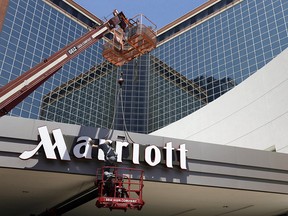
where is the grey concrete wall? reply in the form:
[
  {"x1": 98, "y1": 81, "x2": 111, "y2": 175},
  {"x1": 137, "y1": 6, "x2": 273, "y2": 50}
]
[{"x1": 1, "y1": 116, "x2": 288, "y2": 194}]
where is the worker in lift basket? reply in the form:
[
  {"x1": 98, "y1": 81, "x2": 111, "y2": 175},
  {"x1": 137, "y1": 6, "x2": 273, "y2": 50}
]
[
  {"x1": 99, "y1": 140, "x2": 118, "y2": 196},
  {"x1": 89, "y1": 139, "x2": 117, "y2": 196},
  {"x1": 114, "y1": 28, "x2": 127, "y2": 51}
]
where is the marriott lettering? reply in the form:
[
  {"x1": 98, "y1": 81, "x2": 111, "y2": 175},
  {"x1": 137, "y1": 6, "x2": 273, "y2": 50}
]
[{"x1": 19, "y1": 126, "x2": 188, "y2": 169}]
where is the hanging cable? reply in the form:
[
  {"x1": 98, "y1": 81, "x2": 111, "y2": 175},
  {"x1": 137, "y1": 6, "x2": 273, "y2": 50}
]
[
  {"x1": 117, "y1": 72, "x2": 135, "y2": 143},
  {"x1": 118, "y1": 82, "x2": 135, "y2": 143},
  {"x1": 104, "y1": 71, "x2": 136, "y2": 143},
  {"x1": 104, "y1": 72, "x2": 122, "y2": 140}
]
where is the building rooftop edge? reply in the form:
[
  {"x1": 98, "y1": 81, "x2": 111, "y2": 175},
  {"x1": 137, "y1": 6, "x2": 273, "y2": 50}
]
[
  {"x1": 64, "y1": 0, "x2": 103, "y2": 25},
  {"x1": 157, "y1": 0, "x2": 220, "y2": 35}
]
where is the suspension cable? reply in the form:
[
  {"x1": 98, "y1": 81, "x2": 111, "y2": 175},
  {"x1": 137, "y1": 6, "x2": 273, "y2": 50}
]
[{"x1": 104, "y1": 71, "x2": 135, "y2": 143}]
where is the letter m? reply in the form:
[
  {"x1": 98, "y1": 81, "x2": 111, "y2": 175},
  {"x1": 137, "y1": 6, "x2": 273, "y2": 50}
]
[{"x1": 19, "y1": 126, "x2": 71, "y2": 161}]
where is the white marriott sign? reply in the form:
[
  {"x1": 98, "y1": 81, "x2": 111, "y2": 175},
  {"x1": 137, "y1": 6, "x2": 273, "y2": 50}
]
[{"x1": 19, "y1": 126, "x2": 188, "y2": 169}]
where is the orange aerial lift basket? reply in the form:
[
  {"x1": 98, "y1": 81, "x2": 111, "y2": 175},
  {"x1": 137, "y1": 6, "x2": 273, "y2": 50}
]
[
  {"x1": 102, "y1": 14, "x2": 157, "y2": 66},
  {"x1": 95, "y1": 166, "x2": 145, "y2": 211}
]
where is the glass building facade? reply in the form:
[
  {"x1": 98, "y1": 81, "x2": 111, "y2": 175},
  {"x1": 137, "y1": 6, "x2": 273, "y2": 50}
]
[
  {"x1": 149, "y1": 0, "x2": 288, "y2": 133},
  {"x1": 0, "y1": 0, "x2": 288, "y2": 134},
  {"x1": 0, "y1": 0, "x2": 107, "y2": 122}
]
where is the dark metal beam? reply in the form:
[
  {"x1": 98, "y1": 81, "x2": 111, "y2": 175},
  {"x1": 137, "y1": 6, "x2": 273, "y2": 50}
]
[{"x1": 38, "y1": 186, "x2": 98, "y2": 216}]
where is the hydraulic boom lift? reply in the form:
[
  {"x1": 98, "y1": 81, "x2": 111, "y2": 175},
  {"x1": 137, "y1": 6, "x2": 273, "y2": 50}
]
[{"x1": 0, "y1": 10, "x2": 157, "y2": 117}]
